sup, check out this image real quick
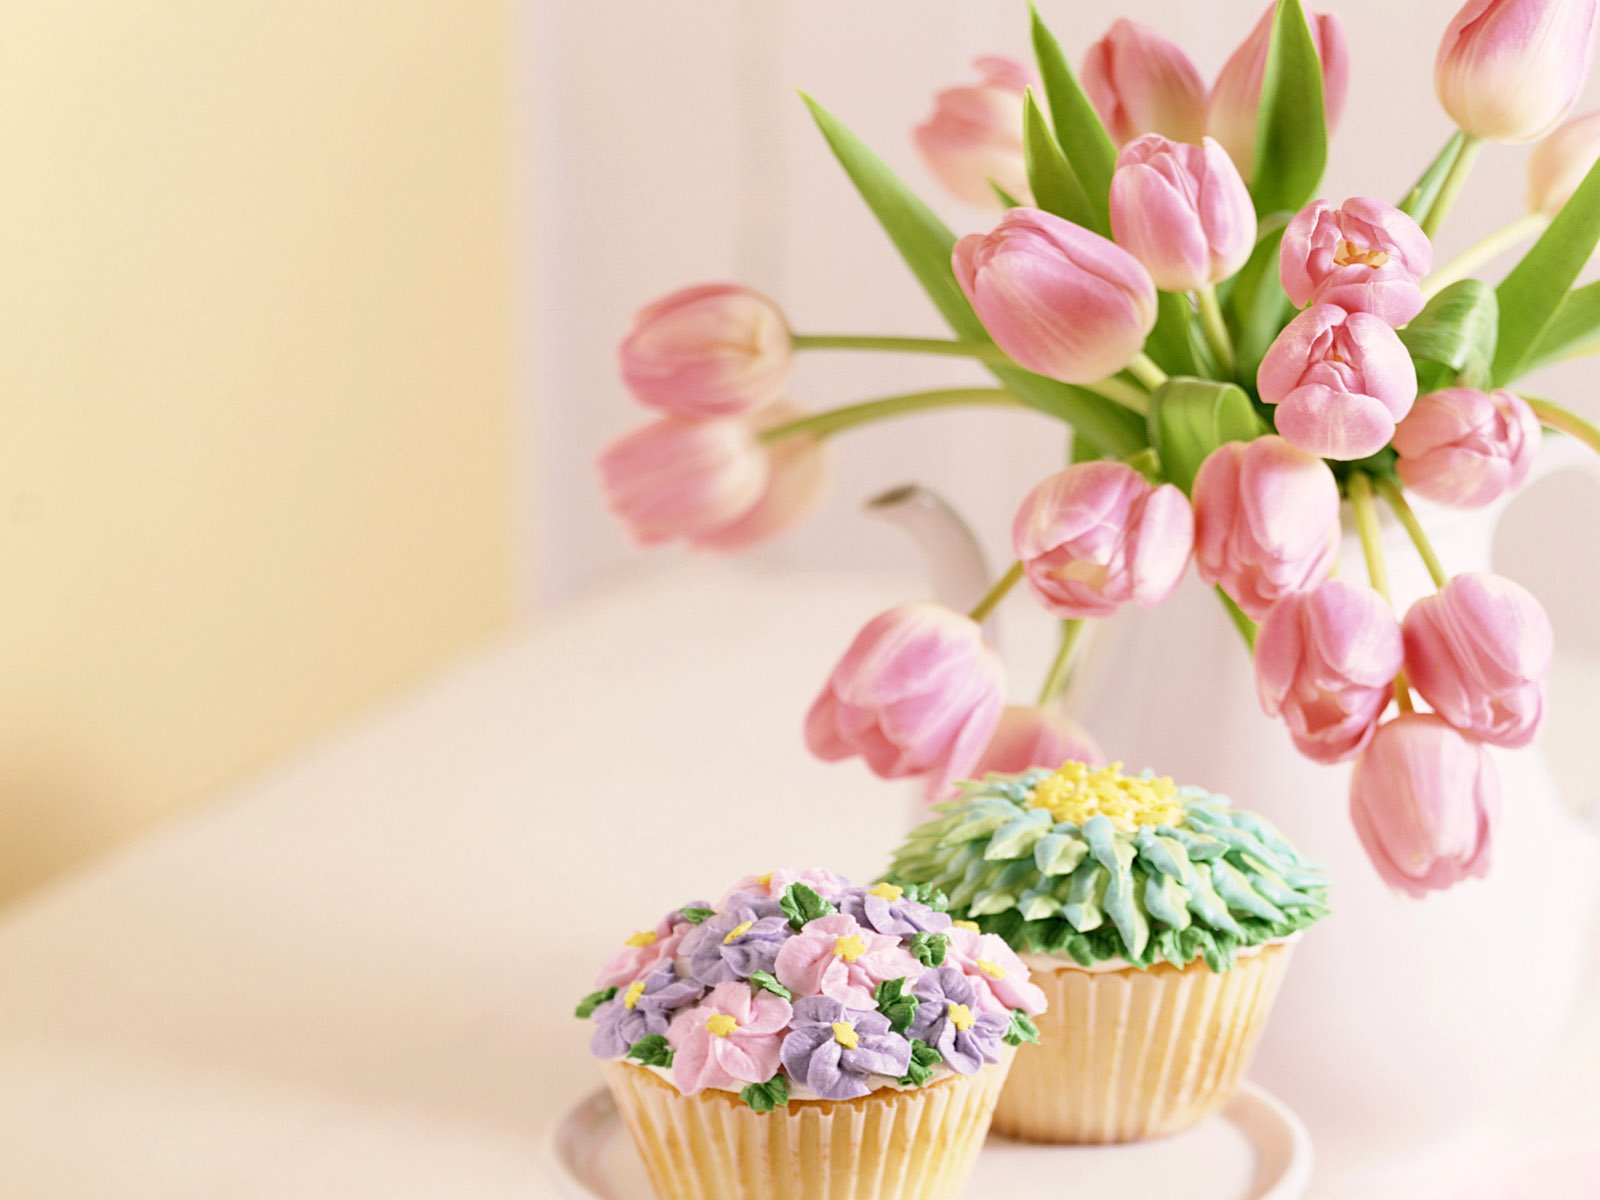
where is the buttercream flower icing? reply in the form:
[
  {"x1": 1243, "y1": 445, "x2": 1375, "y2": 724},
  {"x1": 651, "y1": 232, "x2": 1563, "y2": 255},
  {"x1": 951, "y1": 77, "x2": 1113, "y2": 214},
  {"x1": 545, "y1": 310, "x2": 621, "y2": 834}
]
[
  {"x1": 577, "y1": 872, "x2": 1046, "y2": 1110},
  {"x1": 887, "y1": 761, "x2": 1329, "y2": 971}
]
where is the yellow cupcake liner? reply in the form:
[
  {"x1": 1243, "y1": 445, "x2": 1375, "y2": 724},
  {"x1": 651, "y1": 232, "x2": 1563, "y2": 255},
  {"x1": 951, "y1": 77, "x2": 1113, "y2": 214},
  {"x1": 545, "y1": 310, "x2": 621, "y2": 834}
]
[
  {"x1": 602, "y1": 1049, "x2": 1013, "y2": 1200},
  {"x1": 993, "y1": 940, "x2": 1294, "y2": 1144}
]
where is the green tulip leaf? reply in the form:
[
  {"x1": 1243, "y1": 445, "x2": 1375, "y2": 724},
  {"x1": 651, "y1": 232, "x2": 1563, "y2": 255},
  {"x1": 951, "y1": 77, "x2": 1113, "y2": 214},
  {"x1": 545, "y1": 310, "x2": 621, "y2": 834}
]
[
  {"x1": 1022, "y1": 89, "x2": 1096, "y2": 230},
  {"x1": 1147, "y1": 378, "x2": 1267, "y2": 494},
  {"x1": 1397, "y1": 279, "x2": 1498, "y2": 392},
  {"x1": 1400, "y1": 132, "x2": 1466, "y2": 219},
  {"x1": 1251, "y1": 0, "x2": 1327, "y2": 216},
  {"x1": 1029, "y1": 1, "x2": 1115, "y2": 234},
  {"x1": 1522, "y1": 279, "x2": 1600, "y2": 372},
  {"x1": 1224, "y1": 219, "x2": 1291, "y2": 379}
]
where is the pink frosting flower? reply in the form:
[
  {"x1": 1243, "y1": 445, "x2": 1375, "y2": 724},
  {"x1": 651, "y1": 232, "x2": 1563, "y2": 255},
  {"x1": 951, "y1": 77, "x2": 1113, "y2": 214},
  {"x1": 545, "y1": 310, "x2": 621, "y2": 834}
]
[
  {"x1": 1210, "y1": 4, "x2": 1350, "y2": 179},
  {"x1": 1258, "y1": 304, "x2": 1419, "y2": 460},
  {"x1": 718, "y1": 868, "x2": 851, "y2": 907},
  {"x1": 915, "y1": 56, "x2": 1031, "y2": 209},
  {"x1": 593, "y1": 911, "x2": 693, "y2": 990},
  {"x1": 1082, "y1": 19, "x2": 1208, "y2": 145},
  {"x1": 1393, "y1": 388, "x2": 1540, "y2": 508},
  {"x1": 805, "y1": 603, "x2": 1006, "y2": 797},
  {"x1": 1279, "y1": 198, "x2": 1433, "y2": 327},
  {"x1": 1012, "y1": 461, "x2": 1194, "y2": 619},
  {"x1": 618, "y1": 284, "x2": 791, "y2": 418},
  {"x1": 1255, "y1": 580, "x2": 1404, "y2": 764},
  {"x1": 1528, "y1": 109, "x2": 1600, "y2": 213},
  {"x1": 968, "y1": 706, "x2": 1102, "y2": 779},
  {"x1": 946, "y1": 926, "x2": 1049, "y2": 1016},
  {"x1": 1109, "y1": 135, "x2": 1256, "y2": 292},
  {"x1": 666, "y1": 981, "x2": 792, "y2": 1095},
  {"x1": 1402, "y1": 573, "x2": 1554, "y2": 748},
  {"x1": 1436, "y1": 0, "x2": 1600, "y2": 143},
  {"x1": 1192, "y1": 437, "x2": 1342, "y2": 620},
  {"x1": 596, "y1": 416, "x2": 768, "y2": 548},
  {"x1": 1349, "y1": 713, "x2": 1500, "y2": 897},
  {"x1": 953, "y1": 207, "x2": 1157, "y2": 384},
  {"x1": 772, "y1": 913, "x2": 921, "y2": 1009}
]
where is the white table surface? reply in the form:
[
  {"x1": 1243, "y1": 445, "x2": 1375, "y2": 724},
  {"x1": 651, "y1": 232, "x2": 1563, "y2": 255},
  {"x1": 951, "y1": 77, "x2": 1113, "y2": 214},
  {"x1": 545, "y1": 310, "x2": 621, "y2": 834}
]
[{"x1": 1, "y1": 563, "x2": 1595, "y2": 1199}]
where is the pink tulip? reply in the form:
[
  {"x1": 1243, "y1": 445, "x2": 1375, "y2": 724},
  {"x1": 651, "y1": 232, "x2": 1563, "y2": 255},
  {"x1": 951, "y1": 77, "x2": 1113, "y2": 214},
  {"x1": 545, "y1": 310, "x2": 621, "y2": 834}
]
[
  {"x1": 953, "y1": 207, "x2": 1157, "y2": 384},
  {"x1": 914, "y1": 56, "x2": 1031, "y2": 209},
  {"x1": 1527, "y1": 109, "x2": 1600, "y2": 213},
  {"x1": 969, "y1": 705, "x2": 1103, "y2": 778},
  {"x1": 1258, "y1": 305, "x2": 1419, "y2": 460},
  {"x1": 1109, "y1": 135, "x2": 1257, "y2": 292},
  {"x1": 1393, "y1": 389, "x2": 1540, "y2": 508},
  {"x1": 1256, "y1": 581, "x2": 1404, "y2": 763},
  {"x1": 1403, "y1": 573, "x2": 1553, "y2": 748},
  {"x1": 694, "y1": 402, "x2": 831, "y2": 550},
  {"x1": 805, "y1": 603, "x2": 1006, "y2": 796},
  {"x1": 618, "y1": 284, "x2": 791, "y2": 418},
  {"x1": 1279, "y1": 198, "x2": 1433, "y2": 327},
  {"x1": 1193, "y1": 436, "x2": 1342, "y2": 620},
  {"x1": 1436, "y1": 0, "x2": 1599, "y2": 143},
  {"x1": 1083, "y1": 19, "x2": 1208, "y2": 145},
  {"x1": 1349, "y1": 713, "x2": 1500, "y2": 897},
  {"x1": 1012, "y1": 461, "x2": 1194, "y2": 618},
  {"x1": 597, "y1": 416, "x2": 768, "y2": 548},
  {"x1": 1209, "y1": 4, "x2": 1350, "y2": 179}
]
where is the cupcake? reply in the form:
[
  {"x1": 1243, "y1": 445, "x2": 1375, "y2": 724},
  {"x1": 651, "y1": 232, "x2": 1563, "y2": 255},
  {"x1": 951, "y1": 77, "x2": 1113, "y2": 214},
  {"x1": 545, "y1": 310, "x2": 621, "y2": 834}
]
[
  {"x1": 575, "y1": 868, "x2": 1047, "y2": 1200},
  {"x1": 887, "y1": 761, "x2": 1328, "y2": 1144}
]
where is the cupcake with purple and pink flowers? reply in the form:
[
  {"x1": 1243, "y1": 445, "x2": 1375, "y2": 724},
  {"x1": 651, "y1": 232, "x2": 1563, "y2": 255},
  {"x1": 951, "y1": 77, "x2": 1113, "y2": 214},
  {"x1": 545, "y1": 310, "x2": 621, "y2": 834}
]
[{"x1": 576, "y1": 869, "x2": 1045, "y2": 1200}]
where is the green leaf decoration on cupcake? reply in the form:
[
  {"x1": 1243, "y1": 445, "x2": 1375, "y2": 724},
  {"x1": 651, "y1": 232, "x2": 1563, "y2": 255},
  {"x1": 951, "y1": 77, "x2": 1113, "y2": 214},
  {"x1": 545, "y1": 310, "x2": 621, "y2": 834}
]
[
  {"x1": 909, "y1": 930, "x2": 950, "y2": 967},
  {"x1": 739, "y1": 1073, "x2": 790, "y2": 1113},
  {"x1": 574, "y1": 987, "x2": 617, "y2": 1019},
  {"x1": 780, "y1": 882, "x2": 836, "y2": 930},
  {"x1": 873, "y1": 977, "x2": 920, "y2": 1034},
  {"x1": 678, "y1": 905, "x2": 716, "y2": 925},
  {"x1": 1004, "y1": 1010, "x2": 1041, "y2": 1047},
  {"x1": 626, "y1": 1034, "x2": 674, "y2": 1068},
  {"x1": 749, "y1": 970, "x2": 793, "y2": 1001},
  {"x1": 889, "y1": 762, "x2": 1329, "y2": 971},
  {"x1": 896, "y1": 1039, "x2": 943, "y2": 1088}
]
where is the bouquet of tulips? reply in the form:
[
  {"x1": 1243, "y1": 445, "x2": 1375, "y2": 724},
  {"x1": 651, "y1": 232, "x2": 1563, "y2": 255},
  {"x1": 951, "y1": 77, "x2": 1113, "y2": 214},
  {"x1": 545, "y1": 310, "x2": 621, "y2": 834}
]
[{"x1": 599, "y1": 0, "x2": 1600, "y2": 898}]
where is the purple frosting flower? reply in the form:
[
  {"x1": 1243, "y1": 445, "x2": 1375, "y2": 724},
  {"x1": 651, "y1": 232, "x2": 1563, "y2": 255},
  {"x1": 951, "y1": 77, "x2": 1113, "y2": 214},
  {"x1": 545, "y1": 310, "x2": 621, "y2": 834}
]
[
  {"x1": 908, "y1": 967, "x2": 1008, "y2": 1075},
  {"x1": 590, "y1": 966, "x2": 706, "y2": 1058},
  {"x1": 838, "y1": 886, "x2": 954, "y2": 937},
  {"x1": 780, "y1": 996, "x2": 913, "y2": 1100},
  {"x1": 683, "y1": 898, "x2": 792, "y2": 985}
]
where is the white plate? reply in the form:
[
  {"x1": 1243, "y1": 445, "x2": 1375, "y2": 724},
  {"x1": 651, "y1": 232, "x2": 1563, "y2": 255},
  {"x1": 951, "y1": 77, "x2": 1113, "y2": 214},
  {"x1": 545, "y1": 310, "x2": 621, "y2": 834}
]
[{"x1": 544, "y1": 1081, "x2": 1312, "y2": 1200}]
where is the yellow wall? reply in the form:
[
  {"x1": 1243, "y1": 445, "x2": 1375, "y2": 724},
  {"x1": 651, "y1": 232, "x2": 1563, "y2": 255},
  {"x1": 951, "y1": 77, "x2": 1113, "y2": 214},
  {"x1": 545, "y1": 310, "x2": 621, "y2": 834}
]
[{"x1": 0, "y1": 4, "x2": 516, "y2": 901}]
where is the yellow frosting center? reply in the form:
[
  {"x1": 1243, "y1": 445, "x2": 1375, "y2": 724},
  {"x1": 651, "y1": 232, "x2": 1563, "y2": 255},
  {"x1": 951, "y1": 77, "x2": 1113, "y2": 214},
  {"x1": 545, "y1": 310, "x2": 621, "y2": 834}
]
[
  {"x1": 1028, "y1": 761, "x2": 1183, "y2": 831},
  {"x1": 947, "y1": 1002, "x2": 975, "y2": 1032},
  {"x1": 834, "y1": 934, "x2": 868, "y2": 964},
  {"x1": 868, "y1": 882, "x2": 903, "y2": 902},
  {"x1": 723, "y1": 920, "x2": 754, "y2": 944},
  {"x1": 705, "y1": 1013, "x2": 738, "y2": 1038},
  {"x1": 953, "y1": 919, "x2": 981, "y2": 932},
  {"x1": 624, "y1": 930, "x2": 658, "y2": 948},
  {"x1": 756, "y1": 871, "x2": 774, "y2": 887},
  {"x1": 623, "y1": 980, "x2": 647, "y2": 1009},
  {"x1": 1335, "y1": 238, "x2": 1390, "y2": 269},
  {"x1": 831, "y1": 1021, "x2": 860, "y2": 1049},
  {"x1": 976, "y1": 958, "x2": 1006, "y2": 980}
]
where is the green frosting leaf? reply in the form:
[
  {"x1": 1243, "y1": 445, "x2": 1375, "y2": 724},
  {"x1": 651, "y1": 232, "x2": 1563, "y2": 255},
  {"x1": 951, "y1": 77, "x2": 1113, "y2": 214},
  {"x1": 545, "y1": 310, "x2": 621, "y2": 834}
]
[
  {"x1": 575, "y1": 987, "x2": 617, "y2": 1019},
  {"x1": 678, "y1": 906, "x2": 715, "y2": 925},
  {"x1": 874, "y1": 977, "x2": 920, "y2": 1034},
  {"x1": 910, "y1": 931, "x2": 950, "y2": 967},
  {"x1": 626, "y1": 1035, "x2": 674, "y2": 1068},
  {"x1": 749, "y1": 970, "x2": 792, "y2": 1001},
  {"x1": 896, "y1": 1039, "x2": 943, "y2": 1088},
  {"x1": 739, "y1": 1074, "x2": 789, "y2": 1113},
  {"x1": 1004, "y1": 1009, "x2": 1041, "y2": 1047},
  {"x1": 897, "y1": 881, "x2": 949, "y2": 912},
  {"x1": 780, "y1": 882, "x2": 836, "y2": 930}
]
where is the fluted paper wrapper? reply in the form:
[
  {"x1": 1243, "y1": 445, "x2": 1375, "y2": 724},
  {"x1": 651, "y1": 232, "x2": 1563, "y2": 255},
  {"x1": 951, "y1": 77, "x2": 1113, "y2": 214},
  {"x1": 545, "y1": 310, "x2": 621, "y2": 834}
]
[
  {"x1": 993, "y1": 940, "x2": 1294, "y2": 1144},
  {"x1": 601, "y1": 1050, "x2": 1013, "y2": 1200}
]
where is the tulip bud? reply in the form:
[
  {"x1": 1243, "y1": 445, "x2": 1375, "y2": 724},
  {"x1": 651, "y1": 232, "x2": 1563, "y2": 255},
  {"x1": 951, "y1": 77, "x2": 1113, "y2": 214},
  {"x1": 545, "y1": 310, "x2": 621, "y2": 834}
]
[
  {"x1": 1012, "y1": 461, "x2": 1194, "y2": 618},
  {"x1": 1256, "y1": 581, "x2": 1404, "y2": 763},
  {"x1": 1193, "y1": 436, "x2": 1342, "y2": 620},
  {"x1": 1349, "y1": 713, "x2": 1500, "y2": 897},
  {"x1": 1527, "y1": 108, "x2": 1600, "y2": 213},
  {"x1": 1393, "y1": 388, "x2": 1540, "y2": 508},
  {"x1": 914, "y1": 56, "x2": 1031, "y2": 209},
  {"x1": 1109, "y1": 135, "x2": 1256, "y2": 292},
  {"x1": 695, "y1": 402, "x2": 831, "y2": 551},
  {"x1": 953, "y1": 207, "x2": 1157, "y2": 384},
  {"x1": 597, "y1": 416, "x2": 768, "y2": 547},
  {"x1": 1209, "y1": 4, "x2": 1350, "y2": 179},
  {"x1": 1258, "y1": 305, "x2": 1419, "y2": 460},
  {"x1": 964, "y1": 706, "x2": 1103, "y2": 782},
  {"x1": 618, "y1": 284, "x2": 791, "y2": 418},
  {"x1": 1279, "y1": 198, "x2": 1433, "y2": 327},
  {"x1": 805, "y1": 603, "x2": 1006, "y2": 797},
  {"x1": 1436, "y1": 0, "x2": 1599, "y2": 143},
  {"x1": 1402, "y1": 573, "x2": 1553, "y2": 748},
  {"x1": 1082, "y1": 19, "x2": 1208, "y2": 146}
]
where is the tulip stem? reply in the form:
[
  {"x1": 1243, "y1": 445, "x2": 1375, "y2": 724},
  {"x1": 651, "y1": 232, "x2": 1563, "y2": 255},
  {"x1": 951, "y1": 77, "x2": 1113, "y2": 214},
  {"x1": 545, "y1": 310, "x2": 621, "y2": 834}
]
[
  {"x1": 790, "y1": 333, "x2": 1015, "y2": 366},
  {"x1": 1420, "y1": 135, "x2": 1483, "y2": 241},
  {"x1": 1083, "y1": 376, "x2": 1151, "y2": 414},
  {"x1": 1421, "y1": 212, "x2": 1548, "y2": 299},
  {"x1": 1374, "y1": 477, "x2": 1450, "y2": 589},
  {"x1": 1125, "y1": 354, "x2": 1169, "y2": 392},
  {"x1": 969, "y1": 560, "x2": 1025, "y2": 623},
  {"x1": 1349, "y1": 472, "x2": 1415, "y2": 714},
  {"x1": 1527, "y1": 396, "x2": 1600, "y2": 458},
  {"x1": 1216, "y1": 588, "x2": 1258, "y2": 651},
  {"x1": 758, "y1": 387, "x2": 1022, "y2": 443},
  {"x1": 1037, "y1": 619, "x2": 1088, "y2": 706},
  {"x1": 1194, "y1": 287, "x2": 1237, "y2": 378}
]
